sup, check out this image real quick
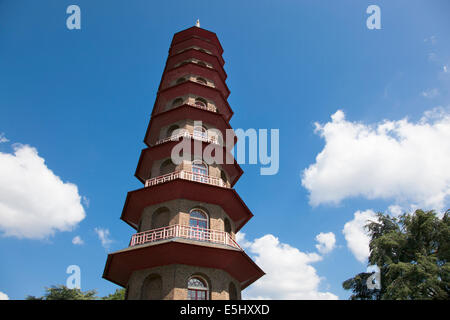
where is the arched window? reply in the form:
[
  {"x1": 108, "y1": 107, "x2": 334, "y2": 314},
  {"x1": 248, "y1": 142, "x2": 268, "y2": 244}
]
[
  {"x1": 160, "y1": 159, "x2": 176, "y2": 176},
  {"x1": 189, "y1": 209, "x2": 208, "y2": 229},
  {"x1": 189, "y1": 208, "x2": 208, "y2": 241},
  {"x1": 187, "y1": 277, "x2": 209, "y2": 300},
  {"x1": 141, "y1": 274, "x2": 163, "y2": 300},
  {"x1": 171, "y1": 98, "x2": 184, "y2": 108},
  {"x1": 167, "y1": 125, "x2": 180, "y2": 138},
  {"x1": 193, "y1": 125, "x2": 207, "y2": 140},
  {"x1": 176, "y1": 77, "x2": 186, "y2": 84},
  {"x1": 196, "y1": 77, "x2": 207, "y2": 85},
  {"x1": 228, "y1": 282, "x2": 238, "y2": 300},
  {"x1": 192, "y1": 160, "x2": 208, "y2": 183},
  {"x1": 151, "y1": 207, "x2": 170, "y2": 229},
  {"x1": 194, "y1": 97, "x2": 207, "y2": 109}
]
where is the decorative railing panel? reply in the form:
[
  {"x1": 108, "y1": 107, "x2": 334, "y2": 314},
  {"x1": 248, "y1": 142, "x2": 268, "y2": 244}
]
[
  {"x1": 145, "y1": 170, "x2": 227, "y2": 188},
  {"x1": 155, "y1": 131, "x2": 218, "y2": 146},
  {"x1": 129, "y1": 224, "x2": 241, "y2": 250}
]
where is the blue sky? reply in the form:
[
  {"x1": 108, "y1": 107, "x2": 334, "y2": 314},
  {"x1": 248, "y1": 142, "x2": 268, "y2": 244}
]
[{"x1": 1, "y1": 0, "x2": 450, "y2": 299}]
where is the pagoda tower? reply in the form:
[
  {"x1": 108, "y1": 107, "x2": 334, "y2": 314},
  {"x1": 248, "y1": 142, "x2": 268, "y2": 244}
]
[{"x1": 103, "y1": 24, "x2": 264, "y2": 300}]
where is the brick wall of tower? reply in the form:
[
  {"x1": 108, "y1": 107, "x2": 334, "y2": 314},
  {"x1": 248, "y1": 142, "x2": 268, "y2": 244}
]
[
  {"x1": 138, "y1": 199, "x2": 236, "y2": 238},
  {"x1": 157, "y1": 119, "x2": 224, "y2": 145},
  {"x1": 148, "y1": 159, "x2": 231, "y2": 187},
  {"x1": 126, "y1": 264, "x2": 242, "y2": 300}
]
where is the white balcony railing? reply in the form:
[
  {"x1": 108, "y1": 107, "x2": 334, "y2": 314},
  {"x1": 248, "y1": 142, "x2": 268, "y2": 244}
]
[
  {"x1": 145, "y1": 170, "x2": 227, "y2": 188},
  {"x1": 188, "y1": 102, "x2": 217, "y2": 113},
  {"x1": 155, "y1": 131, "x2": 219, "y2": 146},
  {"x1": 129, "y1": 224, "x2": 242, "y2": 250}
]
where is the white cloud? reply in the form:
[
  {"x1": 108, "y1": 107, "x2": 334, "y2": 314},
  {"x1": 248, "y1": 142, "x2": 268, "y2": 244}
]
[
  {"x1": 95, "y1": 227, "x2": 113, "y2": 250},
  {"x1": 301, "y1": 109, "x2": 450, "y2": 210},
  {"x1": 387, "y1": 204, "x2": 404, "y2": 217},
  {"x1": 315, "y1": 232, "x2": 336, "y2": 254},
  {"x1": 0, "y1": 133, "x2": 9, "y2": 143},
  {"x1": 421, "y1": 88, "x2": 439, "y2": 98},
  {"x1": 72, "y1": 235, "x2": 84, "y2": 245},
  {"x1": 238, "y1": 233, "x2": 338, "y2": 300},
  {"x1": 444, "y1": 65, "x2": 448, "y2": 73},
  {"x1": 421, "y1": 106, "x2": 449, "y2": 121},
  {"x1": 0, "y1": 144, "x2": 86, "y2": 239},
  {"x1": 235, "y1": 232, "x2": 252, "y2": 248},
  {"x1": 0, "y1": 291, "x2": 9, "y2": 300},
  {"x1": 342, "y1": 210, "x2": 378, "y2": 263}
]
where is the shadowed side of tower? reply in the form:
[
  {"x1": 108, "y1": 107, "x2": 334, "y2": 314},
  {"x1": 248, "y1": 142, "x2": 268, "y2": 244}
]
[{"x1": 102, "y1": 25, "x2": 264, "y2": 300}]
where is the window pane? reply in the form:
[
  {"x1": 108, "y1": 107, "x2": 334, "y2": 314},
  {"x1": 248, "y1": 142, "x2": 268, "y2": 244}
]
[
  {"x1": 190, "y1": 210, "x2": 206, "y2": 219},
  {"x1": 192, "y1": 162, "x2": 207, "y2": 174},
  {"x1": 188, "y1": 278, "x2": 206, "y2": 289}
]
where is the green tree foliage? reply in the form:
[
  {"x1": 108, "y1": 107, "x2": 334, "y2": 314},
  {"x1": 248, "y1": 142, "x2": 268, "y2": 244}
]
[
  {"x1": 342, "y1": 272, "x2": 381, "y2": 300},
  {"x1": 26, "y1": 285, "x2": 97, "y2": 300},
  {"x1": 101, "y1": 288, "x2": 126, "y2": 300},
  {"x1": 343, "y1": 209, "x2": 449, "y2": 300},
  {"x1": 25, "y1": 285, "x2": 125, "y2": 300}
]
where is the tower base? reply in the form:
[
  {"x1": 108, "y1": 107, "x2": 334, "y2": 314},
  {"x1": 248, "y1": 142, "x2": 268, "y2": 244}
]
[{"x1": 126, "y1": 264, "x2": 241, "y2": 300}]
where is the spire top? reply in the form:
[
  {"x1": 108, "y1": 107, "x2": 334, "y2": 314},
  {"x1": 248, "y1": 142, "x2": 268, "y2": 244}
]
[{"x1": 195, "y1": 19, "x2": 200, "y2": 27}]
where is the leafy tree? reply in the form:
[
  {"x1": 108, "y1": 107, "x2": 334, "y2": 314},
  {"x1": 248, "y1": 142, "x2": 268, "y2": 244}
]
[
  {"x1": 25, "y1": 285, "x2": 125, "y2": 300},
  {"x1": 26, "y1": 285, "x2": 97, "y2": 300},
  {"x1": 342, "y1": 272, "x2": 381, "y2": 300},
  {"x1": 343, "y1": 209, "x2": 449, "y2": 300},
  {"x1": 101, "y1": 288, "x2": 126, "y2": 300}
]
